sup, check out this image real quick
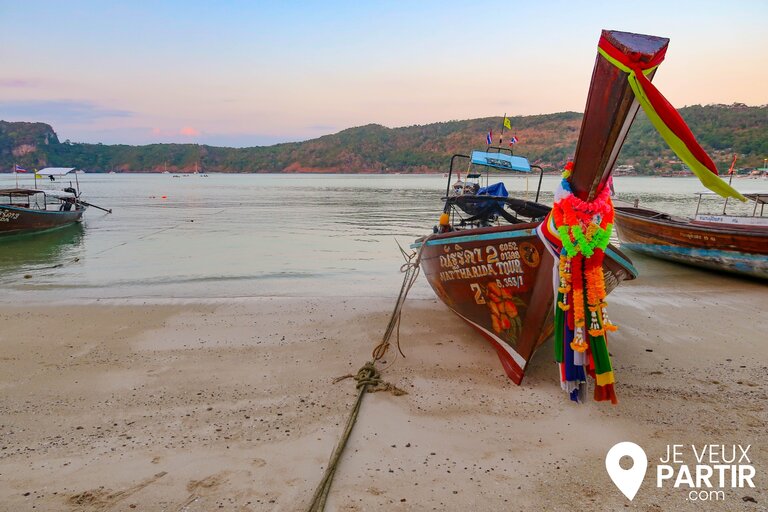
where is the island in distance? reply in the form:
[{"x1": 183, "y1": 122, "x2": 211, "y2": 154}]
[{"x1": 2, "y1": 103, "x2": 766, "y2": 175}]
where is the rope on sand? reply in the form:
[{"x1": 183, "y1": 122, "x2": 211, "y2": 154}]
[{"x1": 306, "y1": 237, "x2": 430, "y2": 512}]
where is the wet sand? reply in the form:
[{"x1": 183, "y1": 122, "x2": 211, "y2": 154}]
[{"x1": 0, "y1": 255, "x2": 766, "y2": 511}]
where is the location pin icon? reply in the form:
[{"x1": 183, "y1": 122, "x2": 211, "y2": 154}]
[{"x1": 605, "y1": 442, "x2": 648, "y2": 501}]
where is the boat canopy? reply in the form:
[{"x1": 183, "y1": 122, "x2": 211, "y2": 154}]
[
  {"x1": 471, "y1": 151, "x2": 531, "y2": 173},
  {"x1": 37, "y1": 167, "x2": 77, "y2": 176},
  {"x1": 45, "y1": 190, "x2": 77, "y2": 198},
  {"x1": 0, "y1": 188, "x2": 44, "y2": 196}
]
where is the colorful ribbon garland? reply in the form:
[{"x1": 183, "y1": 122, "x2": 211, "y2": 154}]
[
  {"x1": 537, "y1": 36, "x2": 747, "y2": 404},
  {"x1": 597, "y1": 36, "x2": 745, "y2": 201},
  {"x1": 539, "y1": 163, "x2": 618, "y2": 404}
]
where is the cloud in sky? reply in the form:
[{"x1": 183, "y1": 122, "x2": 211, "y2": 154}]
[
  {"x1": 179, "y1": 126, "x2": 201, "y2": 137},
  {"x1": 305, "y1": 124, "x2": 338, "y2": 132},
  {"x1": 0, "y1": 100, "x2": 132, "y2": 123},
  {"x1": 0, "y1": 79, "x2": 33, "y2": 88}
]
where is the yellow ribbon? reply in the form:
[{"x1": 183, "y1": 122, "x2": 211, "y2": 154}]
[{"x1": 598, "y1": 48, "x2": 745, "y2": 201}]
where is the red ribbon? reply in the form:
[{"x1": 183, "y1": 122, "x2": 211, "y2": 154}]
[{"x1": 598, "y1": 36, "x2": 720, "y2": 177}]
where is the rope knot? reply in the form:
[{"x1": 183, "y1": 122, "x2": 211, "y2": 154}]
[{"x1": 354, "y1": 362, "x2": 382, "y2": 390}]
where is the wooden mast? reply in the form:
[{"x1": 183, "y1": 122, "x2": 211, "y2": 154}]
[{"x1": 569, "y1": 30, "x2": 669, "y2": 201}]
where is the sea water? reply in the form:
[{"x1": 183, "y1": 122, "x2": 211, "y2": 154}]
[{"x1": 0, "y1": 173, "x2": 764, "y2": 303}]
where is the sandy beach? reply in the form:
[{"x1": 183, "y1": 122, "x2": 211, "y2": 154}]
[{"x1": 0, "y1": 253, "x2": 765, "y2": 511}]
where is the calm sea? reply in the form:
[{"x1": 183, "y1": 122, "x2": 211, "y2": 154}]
[{"x1": 1, "y1": 173, "x2": 764, "y2": 303}]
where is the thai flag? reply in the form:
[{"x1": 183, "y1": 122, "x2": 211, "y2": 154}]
[
  {"x1": 509, "y1": 136, "x2": 519, "y2": 146},
  {"x1": 486, "y1": 131, "x2": 493, "y2": 145},
  {"x1": 14, "y1": 165, "x2": 28, "y2": 173}
]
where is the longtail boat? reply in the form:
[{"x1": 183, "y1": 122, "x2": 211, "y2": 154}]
[
  {"x1": 415, "y1": 29, "x2": 747, "y2": 403},
  {"x1": 614, "y1": 192, "x2": 768, "y2": 279},
  {"x1": 0, "y1": 167, "x2": 109, "y2": 236},
  {"x1": 411, "y1": 30, "x2": 674, "y2": 390},
  {"x1": 0, "y1": 188, "x2": 86, "y2": 235}
]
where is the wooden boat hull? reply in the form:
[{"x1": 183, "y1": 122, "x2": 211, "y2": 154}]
[
  {"x1": 414, "y1": 224, "x2": 637, "y2": 384},
  {"x1": 614, "y1": 206, "x2": 768, "y2": 279},
  {"x1": 0, "y1": 205, "x2": 85, "y2": 235}
]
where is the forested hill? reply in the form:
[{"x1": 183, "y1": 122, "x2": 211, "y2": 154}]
[{"x1": 1, "y1": 104, "x2": 766, "y2": 174}]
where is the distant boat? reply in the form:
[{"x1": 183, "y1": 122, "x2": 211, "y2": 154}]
[{"x1": 614, "y1": 192, "x2": 768, "y2": 279}]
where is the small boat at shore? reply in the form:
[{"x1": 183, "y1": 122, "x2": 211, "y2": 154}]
[
  {"x1": 1, "y1": 167, "x2": 110, "y2": 236},
  {"x1": 614, "y1": 192, "x2": 768, "y2": 279},
  {"x1": 0, "y1": 187, "x2": 86, "y2": 235}
]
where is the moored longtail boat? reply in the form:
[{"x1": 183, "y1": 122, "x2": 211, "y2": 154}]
[
  {"x1": 413, "y1": 30, "x2": 693, "y2": 402},
  {"x1": 412, "y1": 147, "x2": 638, "y2": 384},
  {"x1": 0, "y1": 167, "x2": 109, "y2": 236},
  {"x1": 417, "y1": 29, "x2": 748, "y2": 402},
  {"x1": 0, "y1": 188, "x2": 86, "y2": 235}
]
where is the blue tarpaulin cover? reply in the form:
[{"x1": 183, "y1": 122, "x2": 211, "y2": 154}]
[{"x1": 478, "y1": 182, "x2": 508, "y2": 197}]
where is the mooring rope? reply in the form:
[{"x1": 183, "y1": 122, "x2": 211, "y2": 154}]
[{"x1": 306, "y1": 236, "x2": 431, "y2": 512}]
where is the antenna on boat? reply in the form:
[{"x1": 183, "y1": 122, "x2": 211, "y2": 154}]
[
  {"x1": 726, "y1": 154, "x2": 737, "y2": 187},
  {"x1": 723, "y1": 154, "x2": 738, "y2": 214}
]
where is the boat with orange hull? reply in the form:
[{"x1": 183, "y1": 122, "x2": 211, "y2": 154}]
[
  {"x1": 412, "y1": 30, "x2": 675, "y2": 387},
  {"x1": 614, "y1": 193, "x2": 768, "y2": 279}
]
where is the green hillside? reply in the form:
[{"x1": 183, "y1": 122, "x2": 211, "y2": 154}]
[{"x1": 2, "y1": 104, "x2": 766, "y2": 174}]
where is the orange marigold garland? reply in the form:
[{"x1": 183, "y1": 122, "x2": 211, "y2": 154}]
[{"x1": 540, "y1": 162, "x2": 618, "y2": 403}]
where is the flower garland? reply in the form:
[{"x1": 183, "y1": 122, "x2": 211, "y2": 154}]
[{"x1": 550, "y1": 162, "x2": 618, "y2": 403}]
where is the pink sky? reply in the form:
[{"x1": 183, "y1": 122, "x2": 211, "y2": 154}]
[{"x1": 1, "y1": 1, "x2": 766, "y2": 147}]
